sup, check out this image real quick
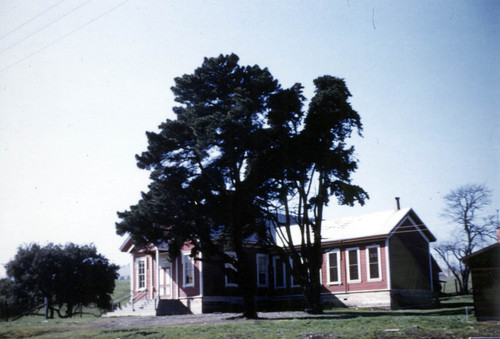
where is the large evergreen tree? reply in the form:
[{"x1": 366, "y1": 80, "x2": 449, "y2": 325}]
[
  {"x1": 252, "y1": 76, "x2": 368, "y2": 313},
  {"x1": 117, "y1": 54, "x2": 279, "y2": 318},
  {"x1": 116, "y1": 54, "x2": 367, "y2": 317}
]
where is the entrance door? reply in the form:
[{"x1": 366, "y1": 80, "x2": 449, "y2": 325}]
[{"x1": 159, "y1": 266, "x2": 172, "y2": 298}]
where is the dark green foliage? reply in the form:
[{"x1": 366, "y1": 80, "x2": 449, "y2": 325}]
[
  {"x1": 118, "y1": 54, "x2": 280, "y2": 318},
  {"x1": 3, "y1": 243, "x2": 119, "y2": 318},
  {"x1": 116, "y1": 53, "x2": 367, "y2": 317},
  {"x1": 0, "y1": 278, "x2": 25, "y2": 320},
  {"x1": 251, "y1": 75, "x2": 368, "y2": 313}
]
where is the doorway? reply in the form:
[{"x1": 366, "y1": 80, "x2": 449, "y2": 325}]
[{"x1": 159, "y1": 265, "x2": 172, "y2": 298}]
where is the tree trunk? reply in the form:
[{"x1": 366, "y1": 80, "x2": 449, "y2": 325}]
[
  {"x1": 234, "y1": 237, "x2": 258, "y2": 319},
  {"x1": 462, "y1": 267, "x2": 471, "y2": 294},
  {"x1": 305, "y1": 209, "x2": 324, "y2": 314},
  {"x1": 304, "y1": 285, "x2": 323, "y2": 313},
  {"x1": 240, "y1": 282, "x2": 258, "y2": 319},
  {"x1": 303, "y1": 267, "x2": 323, "y2": 314}
]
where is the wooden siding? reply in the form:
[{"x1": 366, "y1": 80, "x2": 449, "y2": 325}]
[
  {"x1": 177, "y1": 244, "x2": 201, "y2": 298},
  {"x1": 470, "y1": 267, "x2": 500, "y2": 320},
  {"x1": 388, "y1": 219, "x2": 432, "y2": 293},
  {"x1": 321, "y1": 242, "x2": 389, "y2": 294},
  {"x1": 463, "y1": 244, "x2": 500, "y2": 321}
]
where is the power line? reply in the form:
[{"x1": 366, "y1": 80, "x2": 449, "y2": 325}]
[
  {"x1": 0, "y1": 0, "x2": 129, "y2": 74},
  {"x1": 0, "y1": 0, "x2": 67, "y2": 41},
  {"x1": 0, "y1": 0, "x2": 91, "y2": 54}
]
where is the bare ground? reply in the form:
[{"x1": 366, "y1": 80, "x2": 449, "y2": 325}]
[{"x1": 94, "y1": 312, "x2": 332, "y2": 329}]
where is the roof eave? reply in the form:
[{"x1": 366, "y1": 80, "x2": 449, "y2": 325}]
[
  {"x1": 406, "y1": 208, "x2": 437, "y2": 242},
  {"x1": 320, "y1": 234, "x2": 388, "y2": 247},
  {"x1": 119, "y1": 235, "x2": 134, "y2": 253},
  {"x1": 461, "y1": 243, "x2": 500, "y2": 264}
]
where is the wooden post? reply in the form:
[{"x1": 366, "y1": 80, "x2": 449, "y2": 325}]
[{"x1": 44, "y1": 298, "x2": 49, "y2": 320}]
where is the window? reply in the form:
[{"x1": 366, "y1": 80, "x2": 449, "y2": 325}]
[
  {"x1": 367, "y1": 245, "x2": 381, "y2": 281},
  {"x1": 256, "y1": 254, "x2": 268, "y2": 287},
  {"x1": 182, "y1": 254, "x2": 195, "y2": 287},
  {"x1": 289, "y1": 257, "x2": 301, "y2": 287},
  {"x1": 136, "y1": 257, "x2": 146, "y2": 290},
  {"x1": 346, "y1": 248, "x2": 361, "y2": 283},
  {"x1": 225, "y1": 252, "x2": 238, "y2": 287},
  {"x1": 327, "y1": 250, "x2": 341, "y2": 284},
  {"x1": 273, "y1": 256, "x2": 286, "y2": 289}
]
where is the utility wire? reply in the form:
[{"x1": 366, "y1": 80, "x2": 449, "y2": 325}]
[
  {"x1": 0, "y1": 0, "x2": 129, "y2": 74},
  {"x1": 0, "y1": 0, "x2": 92, "y2": 54},
  {"x1": 0, "y1": 0, "x2": 67, "y2": 41}
]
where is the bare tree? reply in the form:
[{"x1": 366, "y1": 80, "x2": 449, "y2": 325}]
[{"x1": 434, "y1": 184, "x2": 498, "y2": 294}]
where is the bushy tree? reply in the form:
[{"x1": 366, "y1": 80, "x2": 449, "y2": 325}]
[
  {"x1": 116, "y1": 53, "x2": 367, "y2": 317},
  {"x1": 4, "y1": 243, "x2": 119, "y2": 318},
  {"x1": 434, "y1": 184, "x2": 498, "y2": 294}
]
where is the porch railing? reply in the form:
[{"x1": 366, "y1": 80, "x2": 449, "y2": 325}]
[
  {"x1": 131, "y1": 289, "x2": 148, "y2": 312},
  {"x1": 110, "y1": 292, "x2": 131, "y2": 312}
]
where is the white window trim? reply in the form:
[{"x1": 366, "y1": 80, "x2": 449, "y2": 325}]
[
  {"x1": 346, "y1": 247, "x2": 361, "y2": 283},
  {"x1": 289, "y1": 258, "x2": 301, "y2": 287},
  {"x1": 225, "y1": 252, "x2": 238, "y2": 287},
  {"x1": 182, "y1": 252, "x2": 195, "y2": 287},
  {"x1": 256, "y1": 254, "x2": 268, "y2": 287},
  {"x1": 366, "y1": 245, "x2": 382, "y2": 282},
  {"x1": 136, "y1": 257, "x2": 147, "y2": 291},
  {"x1": 273, "y1": 256, "x2": 286, "y2": 289},
  {"x1": 326, "y1": 250, "x2": 341, "y2": 285}
]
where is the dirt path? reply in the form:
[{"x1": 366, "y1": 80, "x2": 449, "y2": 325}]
[{"x1": 93, "y1": 312, "x2": 333, "y2": 329}]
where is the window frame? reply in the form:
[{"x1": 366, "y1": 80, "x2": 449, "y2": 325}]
[
  {"x1": 225, "y1": 252, "x2": 238, "y2": 287},
  {"x1": 326, "y1": 250, "x2": 341, "y2": 285},
  {"x1": 182, "y1": 252, "x2": 195, "y2": 287},
  {"x1": 273, "y1": 256, "x2": 286, "y2": 289},
  {"x1": 256, "y1": 254, "x2": 268, "y2": 287},
  {"x1": 346, "y1": 247, "x2": 361, "y2": 283},
  {"x1": 366, "y1": 245, "x2": 382, "y2": 282},
  {"x1": 136, "y1": 257, "x2": 146, "y2": 291},
  {"x1": 289, "y1": 257, "x2": 301, "y2": 288}
]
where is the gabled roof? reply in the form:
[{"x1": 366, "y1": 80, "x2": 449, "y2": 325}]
[
  {"x1": 277, "y1": 208, "x2": 436, "y2": 246},
  {"x1": 119, "y1": 236, "x2": 134, "y2": 253},
  {"x1": 322, "y1": 208, "x2": 435, "y2": 242},
  {"x1": 461, "y1": 242, "x2": 500, "y2": 266},
  {"x1": 120, "y1": 235, "x2": 170, "y2": 253}
]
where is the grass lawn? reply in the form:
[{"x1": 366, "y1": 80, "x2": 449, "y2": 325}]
[
  {"x1": 111, "y1": 279, "x2": 130, "y2": 301},
  {"x1": 1, "y1": 295, "x2": 498, "y2": 338}
]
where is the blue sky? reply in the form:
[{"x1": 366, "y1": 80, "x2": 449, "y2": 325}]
[{"x1": 0, "y1": 0, "x2": 498, "y2": 276}]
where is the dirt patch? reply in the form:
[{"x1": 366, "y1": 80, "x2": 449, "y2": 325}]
[{"x1": 94, "y1": 311, "x2": 330, "y2": 329}]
